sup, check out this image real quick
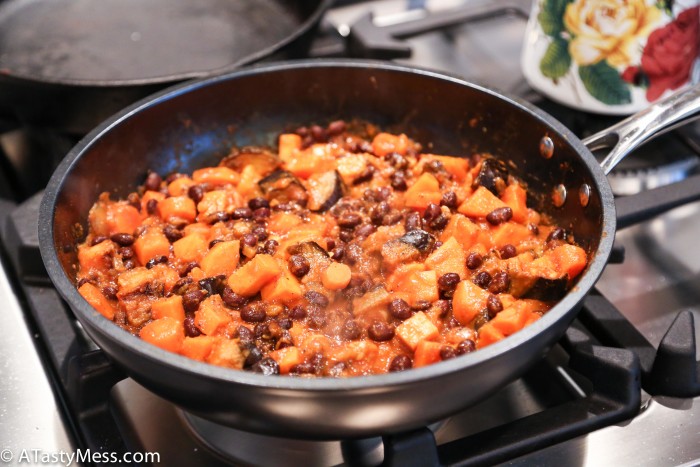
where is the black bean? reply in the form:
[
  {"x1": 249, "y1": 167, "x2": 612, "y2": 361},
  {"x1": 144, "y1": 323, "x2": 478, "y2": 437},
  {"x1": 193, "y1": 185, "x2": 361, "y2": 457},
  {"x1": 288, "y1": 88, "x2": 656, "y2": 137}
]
[
  {"x1": 389, "y1": 355, "x2": 413, "y2": 372},
  {"x1": 209, "y1": 239, "x2": 224, "y2": 249},
  {"x1": 466, "y1": 252, "x2": 483, "y2": 270},
  {"x1": 238, "y1": 325, "x2": 254, "y2": 344},
  {"x1": 231, "y1": 207, "x2": 253, "y2": 220},
  {"x1": 423, "y1": 203, "x2": 441, "y2": 222},
  {"x1": 253, "y1": 207, "x2": 271, "y2": 220},
  {"x1": 90, "y1": 235, "x2": 108, "y2": 246},
  {"x1": 387, "y1": 152, "x2": 409, "y2": 170},
  {"x1": 440, "y1": 346, "x2": 457, "y2": 360},
  {"x1": 180, "y1": 261, "x2": 199, "y2": 277},
  {"x1": 489, "y1": 271, "x2": 510, "y2": 294},
  {"x1": 210, "y1": 211, "x2": 229, "y2": 223},
  {"x1": 487, "y1": 295, "x2": 503, "y2": 317},
  {"x1": 500, "y1": 244, "x2": 517, "y2": 259},
  {"x1": 251, "y1": 357, "x2": 280, "y2": 376},
  {"x1": 339, "y1": 229, "x2": 354, "y2": 243},
  {"x1": 173, "y1": 277, "x2": 193, "y2": 295},
  {"x1": 345, "y1": 243, "x2": 363, "y2": 266},
  {"x1": 163, "y1": 225, "x2": 183, "y2": 242},
  {"x1": 355, "y1": 223, "x2": 376, "y2": 240},
  {"x1": 288, "y1": 255, "x2": 310, "y2": 278},
  {"x1": 310, "y1": 125, "x2": 327, "y2": 142},
  {"x1": 424, "y1": 159, "x2": 444, "y2": 173},
  {"x1": 123, "y1": 260, "x2": 135, "y2": 270},
  {"x1": 370, "y1": 202, "x2": 390, "y2": 225},
  {"x1": 367, "y1": 321, "x2": 395, "y2": 342},
  {"x1": 146, "y1": 198, "x2": 158, "y2": 215},
  {"x1": 305, "y1": 290, "x2": 330, "y2": 308},
  {"x1": 188, "y1": 185, "x2": 204, "y2": 204},
  {"x1": 438, "y1": 273, "x2": 461, "y2": 291},
  {"x1": 251, "y1": 225, "x2": 268, "y2": 241},
  {"x1": 289, "y1": 305, "x2": 308, "y2": 320},
  {"x1": 337, "y1": 212, "x2": 362, "y2": 228},
  {"x1": 486, "y1": 207, "x2": 513, "y2": 225},
  {"x1": 119, "y1": 246, "x2": 135, "y2": 259},
  {"x1": 245, "y1": 346, "x2": 264, "y2": 367},
  {"x1": 184, "y1": 316, "x2": 201, "y2": 337},
  {"x1": 127, "y1": 192, "x2": 141, "y2": 211},
  {"x1": 405, "y1": 212, "x2": 423, "y2": 231},
  {"x1": 390, "y1": 172, "x2": 408, "y2": 191},
  {"x1": 528, "y1": 223, "x2": 540, "y2": 236},
  {"x1": 456, "y1": 339, "x2": 476, "y2": 355},
  {"x1": 241, "y1": 303, "x2": 266, "y2": 323},
  {"x1": 472, "y1": 310, "x2": 490, "y2": 330},
  {"x1": 110, "y1": 233, "x2": 134, "y2": 246},
  {"x1": 199, "y1": 275, "x2": 226, "y2": 296},
  {"x1": 374, "y1": 186, "x2": 392, "y2": 201},
  {"x1": 331, "y1": 246, "x2": 345, "y2": 261},
  {"x1": 182, "y1": 289, "x2": 207, "y2": 313},
  {"x1": 308, "y1": 306, "x2": 327, "y2": 329},
  {"x1": 263, "y1": 239, "x2": 278, "y2": 255},
  {"x1": 248, "y1": 197, "x2": 270, "y2": 210},
  {"x1": 440, "y1": 191, "x2": 458, "y2": 209},
  {"x1": 382, "y1": 210, "x2": 403, "y2": 226},
  {"x1": 341, "y1": 320, "x2": 362, "y2": 340},
  {"x1": 327, "y1": 120, "x2": 346, "y2": 136},
  {"x1": 353, "y1": 165, "x2": 375, "y2": 185},
  {"x1": 429, "y1": 215, "x2": 448, "y2": 230},
  {"x1": 434, "y1": 299, "x2": 451, "y2": 317},
  {"x1": 146, "y1": 255, "x2": 168, "y2": 269},
  {"x1": 473, "y1": 271, "x2": 492, "y2": 289},
  {"x1": 102, "y1": 285, "x2": 118, "y2": 300},
  {"x1": 241, "y1": 233, "x2": 258, "y2": 247},
  {"x1": 221, "y1": 287, "x2": 247, "y2": 308},
  {"x1": 324, "y1": 238, "x2": 336, "y2": 252},
  {"x1": 295, "y1": 126, "x2": 309, "y2": 137},
  {"x1": 276, "y1": 333, "x2": 294, "y2": 349},
  {"x1": 388, "y1": 298, "x2": 412, "y2": 320},
  {"x1": 144, "y1": 171, "x2": 162, "y2": 191},
  {"x1": 278, "y1": 317, "x2": 293, "y2": 330},
  {"x1": 546, "y1": 227, "x2": 566, "y2": 243},
  {"x1": 411, "y1": 300, "x2": 432, "y2": 311}
]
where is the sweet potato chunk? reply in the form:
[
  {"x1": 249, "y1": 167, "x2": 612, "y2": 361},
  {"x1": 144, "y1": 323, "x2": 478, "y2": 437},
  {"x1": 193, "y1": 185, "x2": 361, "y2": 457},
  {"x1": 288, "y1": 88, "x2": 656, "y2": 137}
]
[{"x1": 227, "y1": 254, "x2": 282, "y2": 297}]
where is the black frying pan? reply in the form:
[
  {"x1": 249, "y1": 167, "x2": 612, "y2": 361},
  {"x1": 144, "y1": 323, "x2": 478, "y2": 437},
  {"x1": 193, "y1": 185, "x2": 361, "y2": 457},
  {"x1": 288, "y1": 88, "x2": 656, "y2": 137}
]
[
  {"x1": 0, "y1": 0, "x2": 330, "y2": 134},
  {"x1": 38, "y1": 60, "x2": 700, "y2": 439}
]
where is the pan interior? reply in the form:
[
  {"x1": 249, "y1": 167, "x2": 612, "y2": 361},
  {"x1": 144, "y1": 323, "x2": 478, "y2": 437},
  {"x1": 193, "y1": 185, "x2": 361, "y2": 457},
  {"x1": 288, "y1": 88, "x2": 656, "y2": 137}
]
[{"x1": 0, "y1": 0, "x2": 316, "y2": 82}]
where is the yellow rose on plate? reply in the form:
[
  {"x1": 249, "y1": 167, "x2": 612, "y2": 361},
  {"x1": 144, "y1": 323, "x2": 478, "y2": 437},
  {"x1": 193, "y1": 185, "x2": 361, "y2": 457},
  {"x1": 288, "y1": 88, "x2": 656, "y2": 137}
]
[{"x1": 564, "y1": 0, "x2": 662, "y2": 67}]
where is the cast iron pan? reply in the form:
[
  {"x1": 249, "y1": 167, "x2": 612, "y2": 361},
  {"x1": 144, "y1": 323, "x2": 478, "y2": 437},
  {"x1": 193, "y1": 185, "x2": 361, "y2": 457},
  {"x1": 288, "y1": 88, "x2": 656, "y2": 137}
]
[
  {"x1": 38, "y1": 60, "x2": 700, "y2": 439},
  {"x1": 0, "y1": 0, "x2": 330, "y2": 134}
]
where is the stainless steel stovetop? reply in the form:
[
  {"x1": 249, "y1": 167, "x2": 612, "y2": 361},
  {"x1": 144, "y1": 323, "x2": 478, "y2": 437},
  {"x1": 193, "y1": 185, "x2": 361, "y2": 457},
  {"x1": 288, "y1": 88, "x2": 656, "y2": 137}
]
[{"x1": 0, "y1": 1, "x2": 699, "y2": 466}]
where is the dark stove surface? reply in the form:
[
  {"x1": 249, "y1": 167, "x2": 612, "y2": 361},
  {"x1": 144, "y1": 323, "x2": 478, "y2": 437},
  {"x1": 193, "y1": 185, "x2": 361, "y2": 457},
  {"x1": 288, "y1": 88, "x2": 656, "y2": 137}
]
[{"x1": 1, "y1": 1, "x2": 699, "y2": 466}]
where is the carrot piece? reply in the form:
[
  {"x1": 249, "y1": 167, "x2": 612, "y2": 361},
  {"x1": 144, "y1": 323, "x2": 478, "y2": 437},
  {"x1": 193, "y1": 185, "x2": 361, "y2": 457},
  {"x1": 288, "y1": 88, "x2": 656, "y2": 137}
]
[
  {"x1": 458, "y1": 186, "x2": 509, "y2": 218},
  {"x1": 173, "y1": 233, "x2": 209, "y2": 263},
  {"x1": 158, "y1": 196, "x2": 197, "y2": 223},
  {"x1": 78, "y1": 282, "x2": 116, "y2": 320},
  {"x1": 167, "y1": 176, "x2": 195, "y2": 196},
  {"x1": 206, "y1": 338, "x2": 244, "y2": 369},
  {"x1": 321, "y1": 262, "x2": 352, "y2": 290},
  {"x1": 151, "y1": 295, "x2": 185, "y2": 322},
  {"x1": 139, "y1": 317, "x2": 185, "y2": 353},
  {"x1": 270, "y1": 346, "x2": 302, "y2": 374},
  {"x1": 141, "y1": 190, "x2": 166, "y2": 214},
  {"x1": 425, "y1": 236, "x2": 467, "y2": 280},
  {"x1": 261, "y1": 268, "x2": 303, "y2": 305},
  {"x1": 77, "y1": 240, "x2": 115, "y2": 273},
  {"x1": 501, "y1": 183, "x2": 528, "y2": 223},
  {"x1": 432, "y1": 155, "x2": 469, "y2": 182},
  {"x1": 194, "y1": 295, "x2": 232, "y2": 336},
  {"x1": 371, "y1": 132, "x2": 410, "y2": 157},
  {"x1": 452, "y1": 280, "x2": 490, "y2": 325},
  {"x1": 549, "y1": 244, "x2": 588, "y2": 279},
  {"x1": 440, "y1": 214, "x2": 480, "y2": 251},
  {"x1": 284, "y1": 144, "x2": 336, "y2": 179},
  {"x1": 200, "y1": 240, "x2": 240, "y2": 277},
  {"x1": 396, "y1": 311, "x2": 439, "y2": 351},
  {"x1": 193, "y1": 167, "x2": 240, "y2": 186},
  {"x1": 180, "y1": 336, "x2": 216, "y2": 361},
  {"x1": 476, "y1": 322, "x2": 505, "y2": 348},
  {"x1": 227, "y1": 254, "x2": 282, "y2": 297},
  {"x1": 413, "y1": 340, "x2": 443, "y2": 367},
  {"x1": 491, "y1": 222, "x2": 532, "y2": 249},
  {"x1": 133, "y1": 229, "x2": 171, "y2": 265},
  {"x1": 279, "y1": 133, "x2": 302, "y2": 162},
  {"x1": 404, "y1": 173, "x2": 442, "y2": 211}
]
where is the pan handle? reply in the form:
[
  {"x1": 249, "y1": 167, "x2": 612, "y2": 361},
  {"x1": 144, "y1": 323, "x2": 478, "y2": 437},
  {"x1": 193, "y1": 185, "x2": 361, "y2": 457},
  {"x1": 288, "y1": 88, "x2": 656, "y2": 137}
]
[{"x1": 582, "y1": 84, "x2": 700, "y2": 175}]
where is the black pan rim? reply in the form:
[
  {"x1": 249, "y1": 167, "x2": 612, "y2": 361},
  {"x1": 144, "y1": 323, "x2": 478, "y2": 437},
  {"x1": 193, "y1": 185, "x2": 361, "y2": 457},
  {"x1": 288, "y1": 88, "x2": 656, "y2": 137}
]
[{"x1": 38, "y1": 58, "x2": 616, "y2": 393}]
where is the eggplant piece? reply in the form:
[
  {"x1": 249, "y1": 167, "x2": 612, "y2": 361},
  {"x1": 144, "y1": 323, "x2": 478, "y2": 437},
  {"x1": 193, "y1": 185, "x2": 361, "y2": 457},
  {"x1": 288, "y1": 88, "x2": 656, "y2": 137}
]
[
  {"x1": 521, "y1": 276, "x2": 568, "y2": 301},
  {"x1": 473, "y1": 158, "x2": 508, "y2": 196},
  {"x1": 220, "y1": 147, "x2": 281, "y2": 177},
  {"x1": 398, "y1": 229, "x2": 435, "y2": 252},
  {"x1": 258, "y1": 170, "x2": 308, "y2": 206},
  {"x1": 306, "y1": 170, "x2": 346, "y2": 212},
  {"x1": 381, "y1": 239, "x2": 421, "y2": 271}
]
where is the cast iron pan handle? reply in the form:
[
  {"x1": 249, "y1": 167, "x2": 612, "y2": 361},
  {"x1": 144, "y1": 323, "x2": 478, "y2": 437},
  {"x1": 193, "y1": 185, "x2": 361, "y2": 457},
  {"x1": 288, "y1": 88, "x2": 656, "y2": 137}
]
[{"x1": 582, "y1": 84, "x2": 700, "y2": 175}]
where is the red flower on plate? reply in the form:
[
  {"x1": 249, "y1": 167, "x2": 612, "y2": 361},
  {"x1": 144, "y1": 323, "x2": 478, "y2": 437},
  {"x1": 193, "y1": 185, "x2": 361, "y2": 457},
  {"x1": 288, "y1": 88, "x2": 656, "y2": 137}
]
[{"x1": 641, "y1": 6, "x2": 699, "y2": 101}]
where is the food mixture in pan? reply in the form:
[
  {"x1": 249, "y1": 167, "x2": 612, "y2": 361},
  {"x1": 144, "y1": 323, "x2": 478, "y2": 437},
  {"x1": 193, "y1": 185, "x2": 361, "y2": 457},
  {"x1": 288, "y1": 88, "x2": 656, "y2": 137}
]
[{"x1": 76, "y1": 121, "x2": 588, "y2": 377}]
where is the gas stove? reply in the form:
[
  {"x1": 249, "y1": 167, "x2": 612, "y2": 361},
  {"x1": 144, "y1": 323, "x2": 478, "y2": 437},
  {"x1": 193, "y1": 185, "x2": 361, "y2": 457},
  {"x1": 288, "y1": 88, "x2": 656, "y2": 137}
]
[{"x1": 1, "y1": 1, "x2": 699, "y2": 466}]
